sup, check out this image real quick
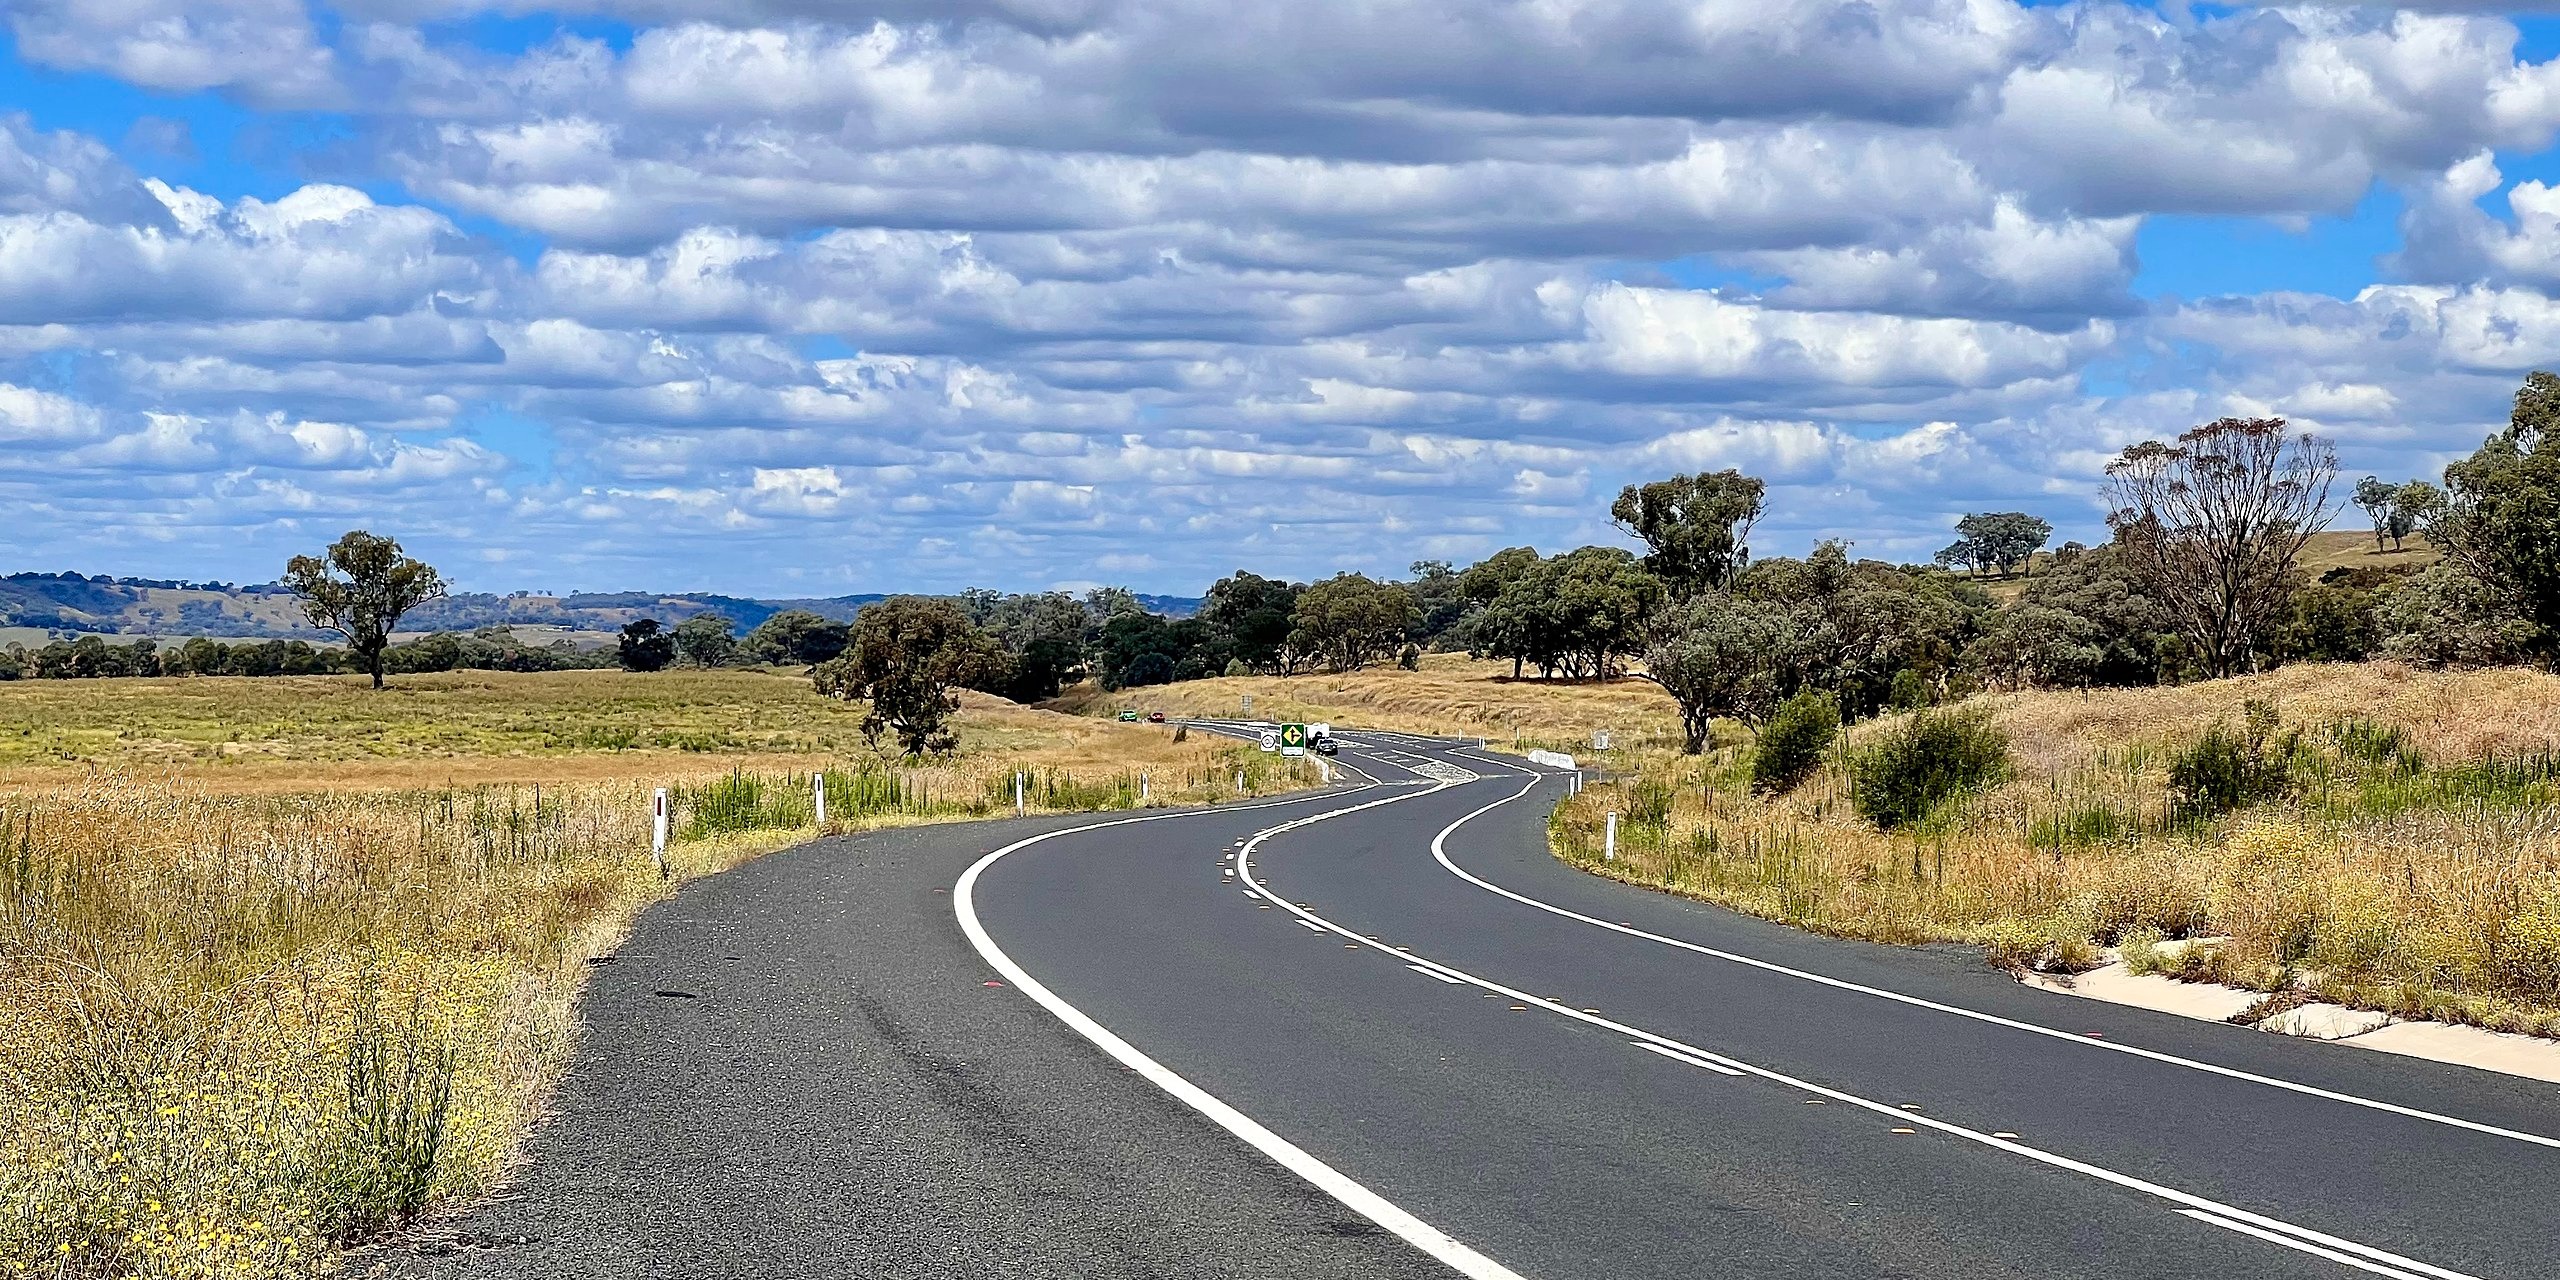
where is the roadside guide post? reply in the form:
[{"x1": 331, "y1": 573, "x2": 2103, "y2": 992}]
[
  {"x1": 651, "y1": 788, "x2": 670, "y2": 877},
  {"x1": 1140, "y1": 771, "x2": 1150, "y2": 803},
  {"x1": 1604, "y1": 811, "x2": 1617, "y2": 862},
  {"x1": 814, "y1": 774, "x2": 827, "y2": 828},
  {"x1": 1014, "y1": 771, "x2": 1026, "y2": 816}
]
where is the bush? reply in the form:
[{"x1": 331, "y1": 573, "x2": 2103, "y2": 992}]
[
  {"x1": 1887, "y1": 668, "x2": 1934, "y2": 711},
  {"x1": 1850, "y1": 707, "x2": 2008, "y2": 830},
  {"x1": 1751, "y1": 690, "x2": 1838, "y2": 795},
  {"x1": 1398, "y1": 643, "x2": 1421, "y2": 670},
  {"x1": 2168, "y1": 699, "x2": 2298, "y2": 820},
  {"x1": 1625, "y1": 776, "x2": 1675, "y2": 827}
]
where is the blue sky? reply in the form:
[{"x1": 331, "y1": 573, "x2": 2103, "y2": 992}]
[{"x1": 5, "y1": 0, "x2": 2560, "y2": 596}]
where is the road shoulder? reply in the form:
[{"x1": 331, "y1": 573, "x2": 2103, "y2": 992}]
[{"x1": 385, "y1": 808, "x2": 1450, "y2": 1280}]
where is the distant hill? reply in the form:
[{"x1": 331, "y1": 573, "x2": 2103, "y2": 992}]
[{"x1": 0, "y1": 572, "x2": 1202, "y2": 642}]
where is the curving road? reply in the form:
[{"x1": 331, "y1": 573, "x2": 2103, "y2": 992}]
[{"x1": 406, "y1": 727, "x2": 2560, "y2": 1280}]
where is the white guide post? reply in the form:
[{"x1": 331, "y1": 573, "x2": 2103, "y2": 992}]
[
  {"x1": 814, "y1": 774, "x2": 827, "y2": 828},
  {"x1": 1014, "y1": 772, "x2": 1026, "y2": 816},
  {"x1": 1140, "y1": 771, "x2": 1150, "y2": 803},
  {"x1": 651, "y1": 788, "x2": 670, "y2": 877},
  {"x1": 1604, "y1": 811, "x2": 1617, "y2": 862}
]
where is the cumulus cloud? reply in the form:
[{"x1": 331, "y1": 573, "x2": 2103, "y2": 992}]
[
  {"x1": 8, "y1": 1, "x2": 2560, "y2": 591},
  {"x1": 6, "y1": 0, "x2": 341, "y2": 106}
]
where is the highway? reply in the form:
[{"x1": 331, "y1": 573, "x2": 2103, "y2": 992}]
[{"x1": 405, "y1": 727, "x2": 2560, "y2": 1280}]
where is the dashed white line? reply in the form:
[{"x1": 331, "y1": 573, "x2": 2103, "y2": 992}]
[
  {"x1": 1441, "y1": 752, "x2": 2560, "y2": 1153},
  {"x1": 1230, "y1": 768, "x2": 2484, "y2": 1280}
]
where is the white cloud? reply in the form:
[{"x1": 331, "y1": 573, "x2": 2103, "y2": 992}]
[{"x1": 8, "y1": 1, "x2": 2560, "y2": 591}]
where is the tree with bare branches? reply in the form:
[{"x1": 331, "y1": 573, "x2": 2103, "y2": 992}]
[{"x1": 2102, "y1": 417, "x2": 2336, "y2": 680}]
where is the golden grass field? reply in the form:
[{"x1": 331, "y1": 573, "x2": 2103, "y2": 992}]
[
  {"x1": 0, "y1": 669, "x2": 1304, "y2": 1279},
  {"x1": 1046, "y1": 652, "x2": 1682, "y2": 754},
  {"x1": 1551, "y1": 662, "x2": 2560, "y2": 1037}
]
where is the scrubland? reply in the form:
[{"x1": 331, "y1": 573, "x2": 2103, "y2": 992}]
[
  {"x1": 0, "y1": 670, "x2": 1298, "y2": 1278},
  {"x1": 1553, "y1": 662, "x2": 2560, "y2": 1037}
]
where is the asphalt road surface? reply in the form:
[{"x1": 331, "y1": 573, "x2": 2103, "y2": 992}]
[{"x1": 401, "y1": 728, "x2": 2560, "y2": 1280}]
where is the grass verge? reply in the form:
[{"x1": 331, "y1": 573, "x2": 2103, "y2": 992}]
[
  {"x1": 0, "y1": 671, "x2": 1306, "y2": 1278},
  {"x1": 1550, "y1": 661, "x2": 2560, "y2": 1039}
]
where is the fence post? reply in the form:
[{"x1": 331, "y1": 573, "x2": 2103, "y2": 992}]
[
  {"x1": 1014, "y1": 771, "x2": 1025, "y2": 817},
  {"x1": 651, "y1": 788, "x2": 670, "y2": 878},
  {"x1": 814, "y1": 774, "x2": 827, "y2": 829},
  {"x1": 1604, "y1": 811, "x2": 1617, "y2": 862}
]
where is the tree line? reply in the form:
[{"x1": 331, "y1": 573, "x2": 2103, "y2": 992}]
[{"x1": 18, "y1": 370, "x2": 2560, "y2": 760}]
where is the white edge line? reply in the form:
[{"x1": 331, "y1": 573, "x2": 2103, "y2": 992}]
[
  {"x1": 1408, "y1": 964, "x2": 1465, "y2": 984},
  {"x1": 1233, "y1": 772, "x2": 2484, "y2": 1280},
  {"x1": 1434, "y1": 752, "x2": 2560, "y2": 1154},
  {"x1": 954, "y1": 781, "x2": 1530, "y2": 1280}
]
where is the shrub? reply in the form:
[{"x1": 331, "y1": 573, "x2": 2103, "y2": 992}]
[
  {"x1": 1887, "y1": 668, "x2": 1934, "y2": 711},
  {"x1": 1398, "y1": 643, "x2": 1421, "y2": 671},
  {"x1": 2331, "y1": 717, "x2": 2422, "y2": 774},
  {"x1": 2168, "y1": 699, "x2": 2299, "y2": 820},
  {"x1": 1751, "y1": 690, "x2": 1839, "y2": 795},
  {"x1": 1850, "y1": 707, "x2": 2008, "y2": 830},
  {"x1": 1625, "y1": 776, "x2": 1675, "y2": 828}
]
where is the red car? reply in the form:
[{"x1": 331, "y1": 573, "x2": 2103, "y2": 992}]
[{"x1": 1147, "y1": 711, "x2": 1167, "y2": 723}]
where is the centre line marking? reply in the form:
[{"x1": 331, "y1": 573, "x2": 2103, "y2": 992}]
[
  {"x1": 1231, "y1": 763, "x2": 2483, "y2": 1280},
  {"x1": 958, "y1": 775, "x2": 1525, "y2": 1280}
]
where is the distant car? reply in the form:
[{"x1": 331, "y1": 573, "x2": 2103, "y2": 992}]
[
  {"x1": 1117, "y1": 709, "x2": 1140, "y2": 721},
  {"x1": 1313, "y1": 736, "x2": 1339, "y2": 756},
  {"x1": 1147, "y1": 711, "x2": 1167, "y2": 723}
]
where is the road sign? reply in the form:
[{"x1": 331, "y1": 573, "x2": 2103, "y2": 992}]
[
  {"x1": 1241, "y1": 694, "x2": 1253, "y2": 715},
  {"x1": 1280, "y1": 722, "x2": 1308, "y2": 757},
  {"x1": 1259, "y1": 729, "x2": 1280, "y2": 752}
]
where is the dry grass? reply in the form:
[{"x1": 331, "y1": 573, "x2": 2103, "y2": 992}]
[
  {"x1": 0, "y1": 671, "x2": 1304, "y2": 1278},
  {"x1": 1045, "y1": 652, "x2": 1683, "y2": 754},
  {"x1": 1554, "y1": 662, "x2": 2560, "y2": 1038}
]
